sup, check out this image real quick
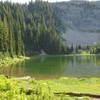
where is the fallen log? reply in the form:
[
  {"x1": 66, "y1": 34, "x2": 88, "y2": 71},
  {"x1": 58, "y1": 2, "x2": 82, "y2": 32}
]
[
  {"x1": 12, "y1": 76, "x2": 35, "y2": 80},
  {"x1": 19, "y1": 87, "x2": 100, "y2": 98},
  {"x1": 54, "y1": 92, "x2": 100, "y2": 98}
]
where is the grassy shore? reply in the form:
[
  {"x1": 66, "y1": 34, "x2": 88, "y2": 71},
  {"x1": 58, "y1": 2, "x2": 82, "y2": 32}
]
[
  {"x1": 0, "y1": 56, "x2": 30, "y2": 66},
  {"x1": 0, "y1": 76, "x2": 100, "y2": 100},
  {"x1": 64, "y1": 54, "x2": 99, "y2": 56}
]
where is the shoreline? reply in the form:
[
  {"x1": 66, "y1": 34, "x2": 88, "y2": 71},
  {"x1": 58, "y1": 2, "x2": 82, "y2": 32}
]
[
  {"x1": 0, "y1": 54, "x2": 99, "y2": 67},
  {"x1": 0, "y1": 56, "x2": 30, "y2": 66}
]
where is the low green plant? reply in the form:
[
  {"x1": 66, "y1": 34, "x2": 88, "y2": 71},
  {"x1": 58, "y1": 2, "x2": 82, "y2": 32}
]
[
  {"x1": 0, "y1": 56, "x2": 30, "y2": 67},
  {"x1": 0, "y1": 76, "x2": 100, "y2": 100}
]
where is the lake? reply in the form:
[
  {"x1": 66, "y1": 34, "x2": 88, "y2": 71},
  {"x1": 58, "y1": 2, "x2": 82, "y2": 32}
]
[{"x1": 1, "y1": 55, "x2": 100, "y2": 79}]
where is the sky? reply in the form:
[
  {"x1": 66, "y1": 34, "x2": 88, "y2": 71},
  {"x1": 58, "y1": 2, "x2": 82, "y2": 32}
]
[{"x1": 0, "y1": 0, "x2": 99, "y2": 4}]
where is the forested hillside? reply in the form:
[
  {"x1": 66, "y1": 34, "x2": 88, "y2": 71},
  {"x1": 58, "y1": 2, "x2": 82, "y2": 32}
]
[
  {"x1": 0, "y1": 0, "x2": 67, "y2": 57},
  {"x1": 1, "y1": 0, "x2": 100, "y2": 57}
]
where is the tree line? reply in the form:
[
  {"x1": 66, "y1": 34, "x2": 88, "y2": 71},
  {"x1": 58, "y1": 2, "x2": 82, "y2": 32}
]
[{"x1": 0, "y1": 0, "x2": 69, "y2": 57}]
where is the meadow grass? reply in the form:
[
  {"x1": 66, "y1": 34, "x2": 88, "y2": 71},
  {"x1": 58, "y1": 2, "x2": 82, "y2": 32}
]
[{"x1": 0, "y1": 76, "x2": 100, "y2": 100}]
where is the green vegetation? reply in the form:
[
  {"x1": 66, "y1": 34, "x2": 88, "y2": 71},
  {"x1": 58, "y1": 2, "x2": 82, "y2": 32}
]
[
  {"x1": 0, "y1": 56, "x2": 30, "y2": 66},
  {"x1": 90, "y1": 44, "x2": 100, "y2": 54},
  {"x1": 80, "y1": 51, "x2": 91, "y2": 55},
  {"x1": 2, "y1": 75, "x2": 100, "y2": 100},
  {"x1": 74, "y1": 44, "x2": 100, "y2": 55},
  {"x1": 79, "y1": 44, "x2": 100, "y2": 54},
  {"x1": 0, "y1": 1, "x2": 100, "y2": 100},
  {"x1": 0, "y1": 0, "x2": 100, "y2": 56},
  {"x1": 0, "y1": 0, "x2": 68, "y2": 57}
]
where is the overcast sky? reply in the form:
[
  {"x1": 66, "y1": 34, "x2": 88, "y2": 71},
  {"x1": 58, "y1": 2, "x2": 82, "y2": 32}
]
[{"x1": 0, "y1": 0, "x2": 99, "y2": 4}]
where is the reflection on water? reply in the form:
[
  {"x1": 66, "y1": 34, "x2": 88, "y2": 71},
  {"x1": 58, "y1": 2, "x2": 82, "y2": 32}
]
[{"x1": 0, "y1": 55, "x2": 100, "y2": 79}]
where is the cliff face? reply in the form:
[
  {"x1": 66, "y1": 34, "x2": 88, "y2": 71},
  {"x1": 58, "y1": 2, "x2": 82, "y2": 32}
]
[{"x1": 54, "y1": 1, "x2": 100, "y2": 46}]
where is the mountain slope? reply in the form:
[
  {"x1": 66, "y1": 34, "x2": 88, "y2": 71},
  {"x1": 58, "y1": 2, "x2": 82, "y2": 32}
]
[{"x1": 53, "y1": 1, "x2": 100, "y2": 46}]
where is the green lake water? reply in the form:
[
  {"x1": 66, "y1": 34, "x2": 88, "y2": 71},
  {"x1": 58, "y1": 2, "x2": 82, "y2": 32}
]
[{"x1": 1, "y1": 55, "x2": 100, "y2": 79}]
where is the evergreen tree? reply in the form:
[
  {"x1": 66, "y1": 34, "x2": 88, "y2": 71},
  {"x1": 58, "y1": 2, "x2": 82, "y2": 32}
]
[{"x1": 0, "y1": 1, "x2": 68, "y2": 57}]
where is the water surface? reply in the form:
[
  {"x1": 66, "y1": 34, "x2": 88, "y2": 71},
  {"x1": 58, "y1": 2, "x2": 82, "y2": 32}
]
[{"x1": 0, "y1": 55, "x2": 100, "y2": 79}]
